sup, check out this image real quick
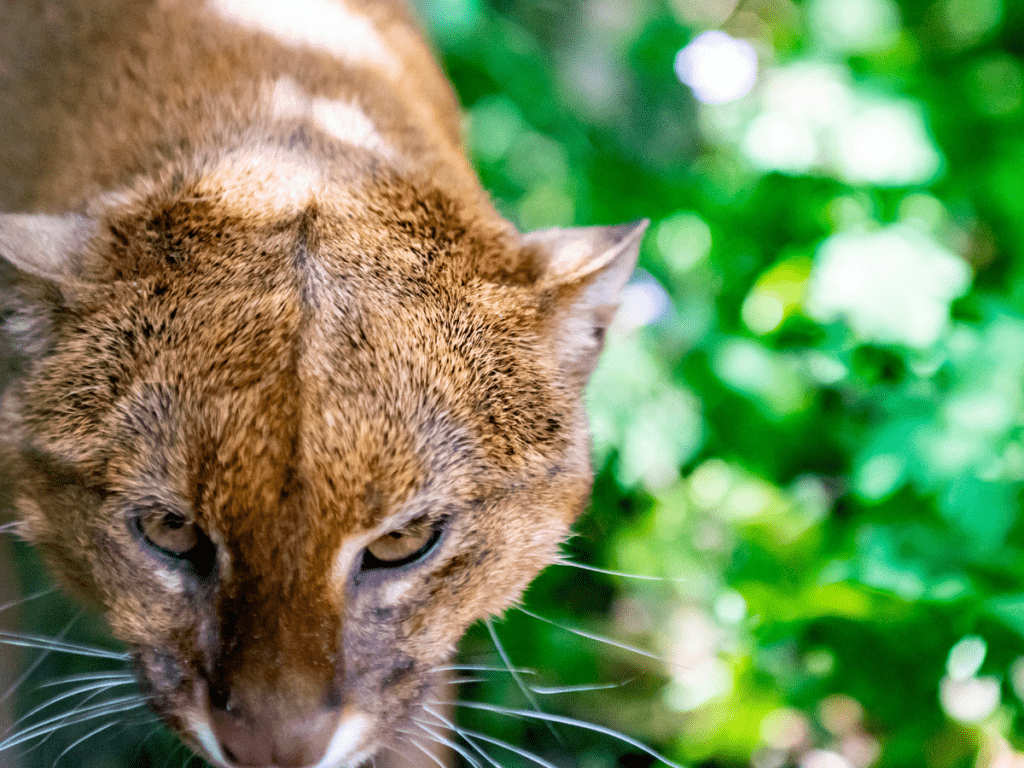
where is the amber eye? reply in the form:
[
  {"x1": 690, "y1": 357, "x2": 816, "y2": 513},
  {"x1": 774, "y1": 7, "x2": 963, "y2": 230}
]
[
  {"x1": 136, "y1": 508, "x2": 200, "y2": 557},
  {"x1": 362, "y1": 517, "x2": 442, "y2": 571}
]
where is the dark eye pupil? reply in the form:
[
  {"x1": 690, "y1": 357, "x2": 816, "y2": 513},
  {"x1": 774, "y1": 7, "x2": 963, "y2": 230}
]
[
  {"x1": 132, "y1": 508, "x2": 217, "y2": 580},
  {"x1": 387, "y1": 531, "x2": 403, "y2": 539}
]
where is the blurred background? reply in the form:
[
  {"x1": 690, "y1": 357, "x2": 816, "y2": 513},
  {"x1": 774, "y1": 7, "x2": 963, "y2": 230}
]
[
  {"x1": 5, "y1": 0, "x2": 1024, "y2": 766},
  {"x1": 410, "y1": 0, "x2": 1024, "y2": 766}
]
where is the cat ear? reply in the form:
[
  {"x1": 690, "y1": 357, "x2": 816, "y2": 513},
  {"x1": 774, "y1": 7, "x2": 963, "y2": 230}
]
[
  {"x1": 0, "y1": 213, "x2": 96, "y2": 282},
  {"x1": 0, "y1": 213, "x2": 96, "y2": 363},
  {"x1": 526, "y1": 220, "x2": 648, "y2": 388}
]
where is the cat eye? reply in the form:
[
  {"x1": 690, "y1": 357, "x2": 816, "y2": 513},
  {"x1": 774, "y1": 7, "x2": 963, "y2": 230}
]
[
  {"x1": 135, "y1": 508, "x2": 200, "y2": 557},
  {"x1": 361, "y1": 517, "x2": 443, "y2": 571}
]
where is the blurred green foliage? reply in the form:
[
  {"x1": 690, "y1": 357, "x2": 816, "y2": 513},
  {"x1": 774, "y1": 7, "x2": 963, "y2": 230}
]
[{"x1": 414, "y1": 0, "x2": 1024, "y2": 766}]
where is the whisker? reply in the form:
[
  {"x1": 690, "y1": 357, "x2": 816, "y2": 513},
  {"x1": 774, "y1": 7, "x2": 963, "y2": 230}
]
[
  {"x1": 485, "y1": 619, "x2": 561, "y2": 745},
  {"x1": 31, "y1": 680, "x2": 141, "y2": 752},
  {"x1": 0, "y1": 588, "x2": 54, "y2": 615},
  {"x1": 421, "y1": 705, "x2": 503, "y2": 768},
  {"x1": 554, "y1": 558, "x2": 685, "y2": 583},
  {"x1": 138, "y1": 722, "x2": 167, "y2": 747},
  {"x1": 438, "y1": 676, "x2": 486, "y2": 686},
  {"x1": 514, "y1": 607, "x2": 665, "y2": 666},
  {"x1": 0, "y1": 614, "x2": 82, "y2": 708},
  {"x1": 530, "y1": 679, "x2": 634, "y2": 695},
  {"x1": 49, "y1": 719, "x2": 119, "y2": 768},
  {"x1": 7, "y1": 678, "x2": 138, "y2": 737},
  {"x1": 0, "y1": 630, "x2": 129, "y2": 662},
  {"x1": 4, "y1": 694, "x2": 145, "y2": 752},
  {"x1": 0, "y1": 694, "x2": 146, "y2": 753},
  {"x1": 404, "y1": 736, "x2": 450, "y2": 768},
  {"x1": 407, "y1": 721, "x2": 484, "y2": 768},
  {"x1": 39, "y1": 671, "x2": 136, "y2": 689},
  {"x1": 441, "y1": 700, "x2": 685, "y2": 768},
  {"x1": 431, "y1": 664, "x2": 538, "y2": 676},
  {"x1": 457, "y1": 727, "x2": 561, "y2": 768}
]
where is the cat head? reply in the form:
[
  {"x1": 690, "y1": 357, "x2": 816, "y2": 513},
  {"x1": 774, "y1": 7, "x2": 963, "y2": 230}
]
[{"x1": 0, "y1": 164, "x2": 644, "y2": 767}]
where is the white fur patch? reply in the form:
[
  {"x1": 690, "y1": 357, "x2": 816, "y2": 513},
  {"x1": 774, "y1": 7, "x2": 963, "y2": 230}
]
[
  {"x1": 312, "y1": 98, "x2": 394, "y2": 157},
  {"x1": 330, "y1": 536, "x2": 367, "y2": 590},
  {"x1": 381, "y1": 577, "x2": 416, "y2": 605},
  {"x1": 270, "y1": 78, "x2": 395, "y2": 159},
  {"x1": 315, "y1": 712, "x2": 373, "y2": 768},
  {"x1": 270, "y1": 77, "x2": 311, "y2": 120},
  {"x1": 197, "y1": 150, "x2": 324, "y2": 216},
  {"x1": 190, "y1": 717, "x2": 230, "y2": 768},
  {"x1": 152, "y1": 566, "x2": 185, "y2": 593},
  {"x1": 208, "y1": 0, "x2": 398, "y2": 76}
]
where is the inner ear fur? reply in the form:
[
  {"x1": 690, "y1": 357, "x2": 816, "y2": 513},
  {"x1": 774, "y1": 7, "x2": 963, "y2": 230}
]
[
  {"x1": 0, "y1": 213, "x2": 97, "y2": 365},
  {"x1": 525, "y1": 220, "x2": 649, "y2": 388}
]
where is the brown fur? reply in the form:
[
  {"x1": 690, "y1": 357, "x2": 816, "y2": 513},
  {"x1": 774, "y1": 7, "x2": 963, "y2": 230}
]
[{"x1": 0, "y1": 1, "x2": 645, "y2": 766}]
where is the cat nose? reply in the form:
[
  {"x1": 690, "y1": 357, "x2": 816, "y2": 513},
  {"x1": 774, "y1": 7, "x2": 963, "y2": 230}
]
[{"x1": 209, "y1": 698, "x2": 341, "y2": 768}]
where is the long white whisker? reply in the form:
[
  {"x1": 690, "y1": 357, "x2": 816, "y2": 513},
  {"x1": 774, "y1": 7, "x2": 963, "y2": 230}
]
[
  {"x1": 0, "y1": 587, "x2": 56, "y2": 615},
  {"x1": 441, "y1": 700, "x2": 686, "y2": 768},
  {"x1": 49, "y1": 719, "x2": 119, "y2": 768},
  {"x1": 431, "y1": 664, "x2": 538, "y2": 676},
  {"x1": 0, "y1": 694, "x2": 146, "y2": 752},
  {"x1": 515, "y1": 607, "x2": 665, "y2": 666},
  {"x1": 138, "y1": 722, "x2": 166, "y2": 747},
  {"x1": 7, "y1": 678, "x2": 138, "y2": 736},
  {"x1": 458, "y1": 727, "x2": 561, "y2": 768},
  {"x1": 0, "y1": 631, "x2": 129, "y2": 661},
  {"x1": 0, "y1": 614, "x2": 82, "y2": 708},
  {"x1": 439, "y1": 676, "x2": 486, "y2": 686},
  {"x1": 530, "y1": 679, "x2": 633, "y2": 695},
  {"x1": 421, "y1": 705, "x2": 503, "y2": 768},
  {"x1": 407, "y1": 721, "x2": 484, "y2": 768},
  {"x1": 485, "y1": 619, "x2": 561, "y2": 745},
  {"x1": 553, "y1": 558, "x2": 685, "y2": 582},
  {"x1": 39, "y1": 672, "x2": 135, "y2": 689},
  {"x1": 405, "y1": 736, "x2": 450, "y2": 768},
  {"x1": 4, "y1": 695, "x2": 145, "y2": 753},
  {"x1": 32, "y1": 680, "x2": 141, "y2": 752}
]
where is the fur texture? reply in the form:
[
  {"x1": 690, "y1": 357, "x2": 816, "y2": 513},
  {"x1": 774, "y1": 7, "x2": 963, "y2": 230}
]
[{"x1": 0, "y1": 1, "x2": 645, "y2": 766}]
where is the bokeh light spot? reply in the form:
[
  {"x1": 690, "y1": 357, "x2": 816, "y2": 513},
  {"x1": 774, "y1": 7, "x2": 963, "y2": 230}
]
[
  {"x1": 835, "y1": 101, "x2": 942, "y2": 186},
  {"x1": 808, "y1": 0, "x2": 901, "y2": 53},
  {"x1": 655, "y1": 211, "x2": 713, "y2": 274},
  {"x1": 675, "y1": 31, "x2": 758, "y2": 105},
  {"x1": 947, "y1": 635, "x2": 987, "y2": 680},
  {"x1": 806, "y1": 224, "x2": 971, "y2": 348}
]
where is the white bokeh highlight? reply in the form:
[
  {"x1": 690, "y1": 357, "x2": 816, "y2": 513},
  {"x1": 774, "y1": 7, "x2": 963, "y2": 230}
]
[
  {"x1": 675, "y1": 31, "x2": 758, "y2": 104},
  {"x1": 723, "y1": 63, "x2": 943, "y2": 186},
  {"x1": 805, "y1": 224, "x2": 971, "y2": 348}
]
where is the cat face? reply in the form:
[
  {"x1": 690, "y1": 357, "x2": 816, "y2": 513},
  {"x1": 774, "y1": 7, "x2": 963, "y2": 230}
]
[{"x1": 0, "y1": 164, "x2": 644, "y2": 767}]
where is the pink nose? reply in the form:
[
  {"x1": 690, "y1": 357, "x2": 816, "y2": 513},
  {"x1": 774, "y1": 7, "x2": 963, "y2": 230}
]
[{"x1": 209, "y1": 704, "x2": 340, "y2": 768}]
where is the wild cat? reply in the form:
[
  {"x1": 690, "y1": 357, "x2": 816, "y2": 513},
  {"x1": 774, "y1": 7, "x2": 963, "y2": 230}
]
[{"x1": 0, "y1": 1, "x2": 649, "y2": 766}]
